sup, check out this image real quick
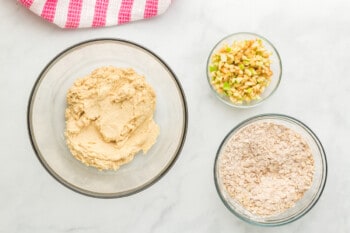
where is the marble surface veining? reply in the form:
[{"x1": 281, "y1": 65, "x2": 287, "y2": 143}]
[{"x1": 1, "y1": 0, "x2": 350, "y2": 232}]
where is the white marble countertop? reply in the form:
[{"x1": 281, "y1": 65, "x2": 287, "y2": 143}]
[{"x1": 1, "y1": 0, "x2": 349, "y2": 232}]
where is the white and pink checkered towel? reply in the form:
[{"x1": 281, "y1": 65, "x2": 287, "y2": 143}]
[{"x1": 19, "y1": 0, "x2": 171, "y2": 28}]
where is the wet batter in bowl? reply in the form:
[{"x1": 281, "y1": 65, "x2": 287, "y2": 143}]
[{"x1": 65, "y1": 66, "x2": 159, "y2": 170}]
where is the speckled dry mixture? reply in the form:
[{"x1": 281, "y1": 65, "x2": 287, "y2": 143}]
[{"x1": 219, "y1": 121, "x2": 314, "y2": 216}]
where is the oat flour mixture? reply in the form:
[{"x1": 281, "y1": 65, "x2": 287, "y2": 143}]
[
  {"x1": 65, "y1": 66, "x2": 159, "y2": 170},
  {"x1": 219, "y1": 121, "x2": 314, "y2": 216}
]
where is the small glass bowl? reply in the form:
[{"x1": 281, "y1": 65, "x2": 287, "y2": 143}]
[
  {"x1": 207, "y1": 32, "x2": 282, "y2": 108},
  {"x1": 214, "y1": 114, "x2": 327, "y2": 226}
]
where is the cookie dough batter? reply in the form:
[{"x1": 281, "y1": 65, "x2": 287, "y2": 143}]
[{"x1": 65, "y1": 66, "x2": 160, "y2": 170}]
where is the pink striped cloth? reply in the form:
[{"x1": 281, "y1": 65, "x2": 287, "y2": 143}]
[{"x1": 19, "y1": 0, "x2": 171, "y2": 28}]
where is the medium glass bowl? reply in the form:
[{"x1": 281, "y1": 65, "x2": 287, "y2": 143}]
[
  {"x1": 207, "y1": 32, "x2": 282, "y2": 108},
  {"x1": 214, "y1": 114, "x2": 327, "y2": 226},
  {"x1": 27, "y1": 39, "x2": 188, "y2": 198}
]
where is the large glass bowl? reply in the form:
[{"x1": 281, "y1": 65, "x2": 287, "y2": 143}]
[
  {"x1": 214, "y1": 114, "x2": 327, "y2": 226},
  {"x1": 27, "y1": 39, "x2": 188, "y2": 198},
  {"x1": 207, "y1": 32, "x2": 282, "y2": 108}
]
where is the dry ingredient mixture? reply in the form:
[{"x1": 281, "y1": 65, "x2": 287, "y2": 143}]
[
  {"x1": 209, "y1": 39, "x2": 273, "y2": 104},
  {"x1": 65, "y1": 66, "x2": 159, "y2": 170},
  {"x1": 219, "y1": 121, "x2": 314, "y2": 216}
]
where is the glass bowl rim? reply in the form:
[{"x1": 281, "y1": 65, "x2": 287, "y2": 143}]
[
  {"x1": 213, "y1": 113, "x2": 328, "y2": 226},
  {"x1": 27, "y1": 38, "x2": 188, "y2": 198},
  {"x1": 206, "y1": 32, "x2": 283, "y2": 108}
]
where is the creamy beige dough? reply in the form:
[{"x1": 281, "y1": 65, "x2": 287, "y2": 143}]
[{"x1": 65, "y1": 66, "x2": 160, "y2": 170}]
